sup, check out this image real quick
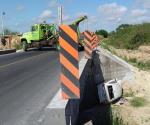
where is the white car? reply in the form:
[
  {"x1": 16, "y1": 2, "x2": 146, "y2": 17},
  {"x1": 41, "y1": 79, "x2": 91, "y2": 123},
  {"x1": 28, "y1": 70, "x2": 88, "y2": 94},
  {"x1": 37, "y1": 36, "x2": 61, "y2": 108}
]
[
  {"x1": 104, "y1": 79, "x2": 122, "y2": 103},
  {"x1": 97, "y1": 79, "x2": 123, "y2": 104}
]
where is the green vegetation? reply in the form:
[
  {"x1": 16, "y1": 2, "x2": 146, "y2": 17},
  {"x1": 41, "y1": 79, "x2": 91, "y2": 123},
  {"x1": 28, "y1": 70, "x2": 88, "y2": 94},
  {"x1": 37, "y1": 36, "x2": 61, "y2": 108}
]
[
  {"x1": 112, "y1": 106, "x2": 128, "y2": 125},
  {"x1": 136, "y1": 62, "x2": 150, "y2": 70},
  {"x1": 123, "y1": 89, "x2": 134, "y2": 97},
  {"x1": 101, "y1": 42, "x2": 150, "y2": 71},
  {"x1": 100, "y1": 41, "x2": 111, "y2": 51},
  {"x1": 136, "y1": 61, "x2": 150, "y2": 71},
  {"x1": 105, "y1": 23, "x2": 150, "y2": 49},
  {"x1": 128, "y1": 58, "x2": 137, "y2": 63},
  {"x1": 96, "y1": 29, "x2": 108, "y2": 38},
  {"x1": 124, "y1": 57, "x2": 150, "y2": 71},
  {"x1": 112, "y1": 113, "x2": 128, "y2": 125},
  {"x1": 116, "y1": 24, "x2": 130, "y2": 31},
  {"x1": 130, "y1": 97, "x2": 147, "y2": 107}
]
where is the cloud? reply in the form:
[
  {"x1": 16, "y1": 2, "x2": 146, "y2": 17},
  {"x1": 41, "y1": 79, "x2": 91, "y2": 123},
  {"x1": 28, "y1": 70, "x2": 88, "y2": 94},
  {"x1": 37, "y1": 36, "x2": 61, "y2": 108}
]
[
  {"x1": 62, "y1": 15, "x2": 70, "y2": 21},
  {"x1": 48, "y1": 1, "x2": 58, "y2": 8},
  {"x1": 98, "y1": 3, "x2": 127, "y2": 22},
  {"x1": 88, "y1": 16, "x2": 98, "y2": 24},
  {"x1": 16, "y1": 5, "x2": 25, "y2": 11},
  {"x1": 39, "y1": 10, "x2": 52, "y2": 19},
  {"x1": 127, "y1": 16, "x2": 150, "y2": 24},
  {"x1": 107, "y1": 17, "x2": 122, "y2": 23},
  {"x1": 76, "y1": 12, "x2": 88, "y2": 17},
  {"x1": 131, "y1": 9, "x2": 147, "y2": 17},
  {"x1": 117, "y1": 7, "x2": 150, "y2": 26},
  {"x1": 36, "y1": 10, "x2": 56, "y2": 23},
  {"x1": 135, "y1": 0, "x2": 150, "y2": 9}
]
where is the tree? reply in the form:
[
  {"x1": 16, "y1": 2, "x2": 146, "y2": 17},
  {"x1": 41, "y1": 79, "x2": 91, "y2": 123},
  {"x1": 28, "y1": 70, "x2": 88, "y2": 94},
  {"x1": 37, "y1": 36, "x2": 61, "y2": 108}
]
[
  {"x1": 3, "y1": 28, "x2": 18, "y2": 35},
  {"x1": 116, "y1": 24, "x2": 130, "y2": 31},
  {"x1": 95, "y1": 29, "x2": 108, "y2": 38}
]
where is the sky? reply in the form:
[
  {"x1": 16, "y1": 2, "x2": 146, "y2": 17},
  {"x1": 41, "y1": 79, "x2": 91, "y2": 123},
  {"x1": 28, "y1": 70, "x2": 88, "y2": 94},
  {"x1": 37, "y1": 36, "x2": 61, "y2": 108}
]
[{"x1": 0, "y1": 0, "x2": 150, "y2": 33}]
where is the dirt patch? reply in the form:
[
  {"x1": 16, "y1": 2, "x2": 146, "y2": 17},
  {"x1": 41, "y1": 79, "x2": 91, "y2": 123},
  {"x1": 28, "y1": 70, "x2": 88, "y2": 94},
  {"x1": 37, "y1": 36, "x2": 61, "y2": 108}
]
[
  {"x1": 113, "y1": 67, "x2": 150, "y2": 125},
  {"x1": 114, "y1": 46, "x2": 150, "y2": 63},
  {"x1": 139, "y1": 46, "x2": 150, "y2": 54}
]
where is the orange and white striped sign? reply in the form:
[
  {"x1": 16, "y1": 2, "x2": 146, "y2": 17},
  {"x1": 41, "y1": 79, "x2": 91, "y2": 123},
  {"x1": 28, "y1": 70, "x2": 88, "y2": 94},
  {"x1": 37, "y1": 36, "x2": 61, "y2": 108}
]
[{"x1": 83, "y1": 31, "x2": 100, "y2": 59}]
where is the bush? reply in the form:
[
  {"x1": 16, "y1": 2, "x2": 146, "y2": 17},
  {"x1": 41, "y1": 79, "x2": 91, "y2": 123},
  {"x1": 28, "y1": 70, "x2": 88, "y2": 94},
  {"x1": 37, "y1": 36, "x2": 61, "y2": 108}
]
[
  {"x1": 129, "y1": 33, "x2": 145, "y2": 49},
  {"x1": 96, "y1": 29, "x2": 108, "y2": 38},
  {"x1": 106, "y1": 23, "x2": 150, "y2": 49},
  {"x1": 116, "y1": 24, "x2": 130, "y2": 31}
]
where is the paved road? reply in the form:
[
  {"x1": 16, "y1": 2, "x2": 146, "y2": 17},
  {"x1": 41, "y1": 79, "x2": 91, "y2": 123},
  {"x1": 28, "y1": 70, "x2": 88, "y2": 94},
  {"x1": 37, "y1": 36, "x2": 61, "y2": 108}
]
[{"x1": 0, "y1": 48, "x2": 61, "y2": 125}]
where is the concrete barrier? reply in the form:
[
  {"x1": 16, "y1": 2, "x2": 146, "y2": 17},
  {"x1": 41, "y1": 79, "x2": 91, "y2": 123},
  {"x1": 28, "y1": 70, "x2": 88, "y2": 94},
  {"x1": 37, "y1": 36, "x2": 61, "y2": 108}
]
[
  {"x1": 42, "y1": 55, "x2": 88, "y2": 125},
  {"x1": 0, "y1": 49, "x2": 16, "y2": 55},
  {"x1": 42, "y1": 47, "x2": 133, "y2": 125},
  {"x1": 97, "y1": 47, "x2": 134, "y2": 82}
]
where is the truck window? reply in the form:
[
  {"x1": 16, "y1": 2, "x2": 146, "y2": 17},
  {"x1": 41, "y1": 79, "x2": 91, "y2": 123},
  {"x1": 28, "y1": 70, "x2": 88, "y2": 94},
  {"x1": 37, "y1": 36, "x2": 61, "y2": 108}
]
[
  {"x1": 31, "y1": 26, "x2": 37, "y2": 32},
  {"x1": 41, "y1": 25, "x2": 46, "y2": 34}
]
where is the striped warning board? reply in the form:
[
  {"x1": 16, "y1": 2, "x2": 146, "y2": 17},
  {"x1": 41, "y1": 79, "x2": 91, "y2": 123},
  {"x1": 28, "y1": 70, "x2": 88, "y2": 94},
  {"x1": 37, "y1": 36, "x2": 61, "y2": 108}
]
[
  {"x1": 59, "y1": 24, "x2": 80, "y2": 99},
  {"x1": 83, "y1": 31, "x2": 99, "y2": 58},
  {"x1": 91, "y1": 32, "x2": 100, "y2": 49}
]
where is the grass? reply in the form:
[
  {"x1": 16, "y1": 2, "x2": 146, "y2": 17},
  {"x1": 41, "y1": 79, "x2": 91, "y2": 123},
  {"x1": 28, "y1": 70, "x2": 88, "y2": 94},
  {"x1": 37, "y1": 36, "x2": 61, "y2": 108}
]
[
  {"x1": 101, "y1": 42, "x2": 117, "y2": 55},
  {"x1": 112, "y1": 113, "x2": 128, "y2": 125},
  {"x1": 130, "y1": 97, "x2": 147, "y2": 107},
  {"x1": 101, "y1": 40, "x2": 150, "y2": 71},
  {"x1": 126, "y1": 57, "x2": 150, "y2": 71},
  {"x1": 101, "y1": 41, "x2": 111, "y2": 51},
  {"x1": 128, "y1": 58, "x2": 137, "y2": 63},
  {"x1": 123, "y1": 89, "x2": 134, "y2": 97},
  {"x1": 136, "y1": 61, "x2": 150, "y2": 71}
]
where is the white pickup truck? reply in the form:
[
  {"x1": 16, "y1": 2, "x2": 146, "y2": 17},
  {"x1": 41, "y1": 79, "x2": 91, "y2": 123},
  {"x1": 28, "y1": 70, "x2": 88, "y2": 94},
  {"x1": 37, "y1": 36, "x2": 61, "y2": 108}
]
[{"x1": 97, "y1": 78, "x2": 123, "y2": 104}]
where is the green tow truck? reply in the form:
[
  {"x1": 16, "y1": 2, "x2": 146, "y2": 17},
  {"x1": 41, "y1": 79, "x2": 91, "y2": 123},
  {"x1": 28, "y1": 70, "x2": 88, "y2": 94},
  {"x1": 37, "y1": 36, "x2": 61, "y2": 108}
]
[
  {"x1": 21, "y1": 23, "x2": 59, "y2": 51},
  {"x1": 21, "y1": 16, "x2": 87, "y2": 51}
]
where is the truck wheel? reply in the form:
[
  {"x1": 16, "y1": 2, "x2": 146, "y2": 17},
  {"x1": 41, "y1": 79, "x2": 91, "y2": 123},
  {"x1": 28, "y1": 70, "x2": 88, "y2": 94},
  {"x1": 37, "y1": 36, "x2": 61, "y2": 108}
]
[
  {"x1": 22, "y1": 41, "x2": 28, "y2": 51},
  {"x1": 56, "y1": 42, "x2": 60, "y2": 51},
  {"x1": 38, "y1": 45, "x2": 42, "y2": 51}
]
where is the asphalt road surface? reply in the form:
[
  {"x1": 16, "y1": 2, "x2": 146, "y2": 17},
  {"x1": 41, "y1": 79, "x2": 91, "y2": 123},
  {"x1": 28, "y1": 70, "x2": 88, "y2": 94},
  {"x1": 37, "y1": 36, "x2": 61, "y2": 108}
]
[{"x1": 0, "y1": 48, "x2": 61, "y2": 125}]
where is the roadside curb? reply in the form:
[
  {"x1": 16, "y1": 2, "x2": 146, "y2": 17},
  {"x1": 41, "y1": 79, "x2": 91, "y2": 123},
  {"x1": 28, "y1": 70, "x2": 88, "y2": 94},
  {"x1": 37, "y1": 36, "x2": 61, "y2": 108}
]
[
  {"x1": 0, "y1": 49, "x2": 16, "y2": 55},
  {"x1": 16, "y1": 49, "x2": 23, "y2": 53}
]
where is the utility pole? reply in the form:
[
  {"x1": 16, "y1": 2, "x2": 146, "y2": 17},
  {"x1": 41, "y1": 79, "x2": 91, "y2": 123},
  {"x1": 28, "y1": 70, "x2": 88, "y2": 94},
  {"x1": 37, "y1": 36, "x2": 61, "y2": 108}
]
[
  {"x1": 1, "y1": 12, "x2": 5, "y2": 36},
  {"x1": 58, "y1": 5, "x2": 63, "y2": 25}
]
